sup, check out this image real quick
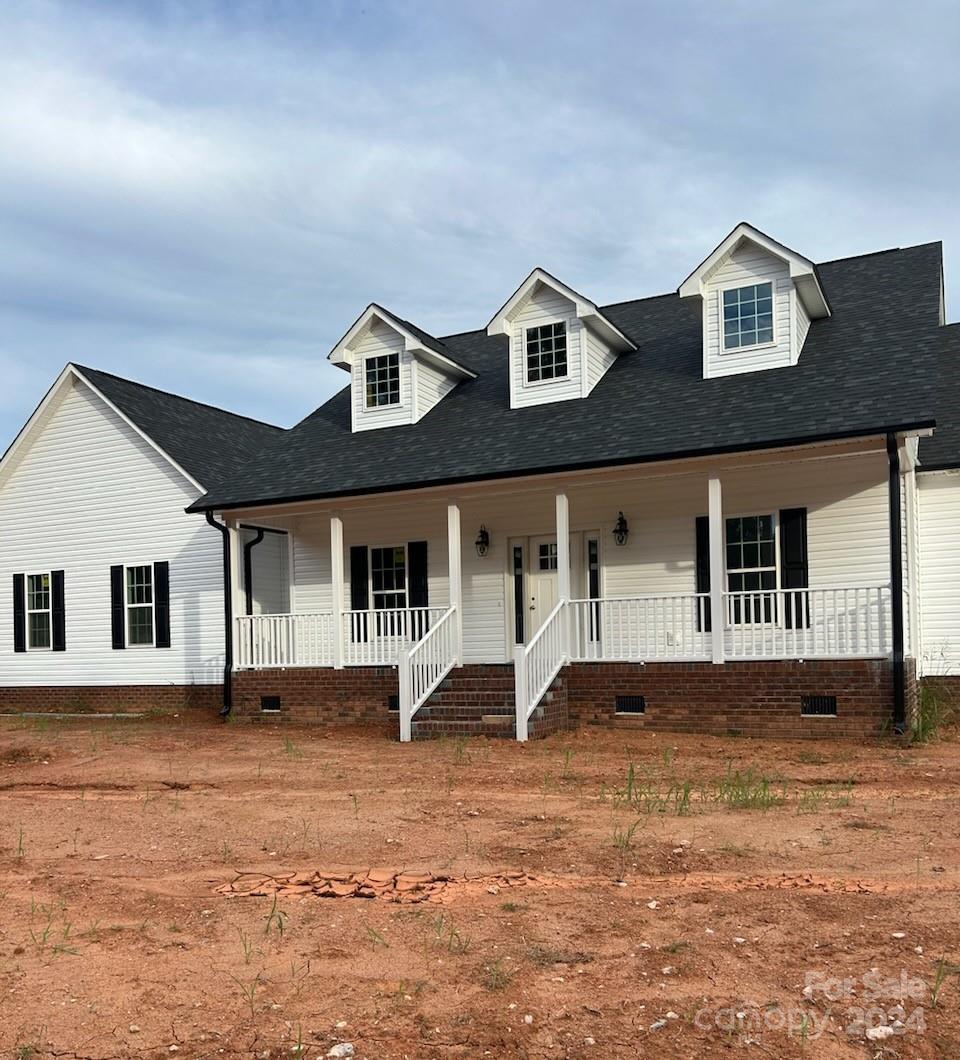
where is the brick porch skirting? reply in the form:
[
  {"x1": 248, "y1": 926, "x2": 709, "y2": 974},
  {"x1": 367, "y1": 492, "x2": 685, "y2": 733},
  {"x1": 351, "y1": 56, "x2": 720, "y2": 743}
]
[
  {"x1": 0, "y1": 684, "x2": 222, "y2": 714},
  {"x1": 565, "y1": 658, "x2": 912, "y2": 739},
  {"x1": 232, "y1": 666, "x2": 398, "y2": 728}
]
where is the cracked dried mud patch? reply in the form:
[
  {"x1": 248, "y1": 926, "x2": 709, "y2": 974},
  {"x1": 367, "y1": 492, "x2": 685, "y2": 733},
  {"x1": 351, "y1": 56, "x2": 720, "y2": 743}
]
[{"x1": 0, "y1": 715, "x2": 958, "y2": 1058}]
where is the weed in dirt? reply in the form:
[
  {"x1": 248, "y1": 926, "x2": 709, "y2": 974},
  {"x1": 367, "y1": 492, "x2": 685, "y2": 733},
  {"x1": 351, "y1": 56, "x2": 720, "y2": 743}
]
[
  {"x1": 500, "y1": 902, "x2": 519, "y2": 913},
  {"x1": 282, "y1": 736, "x2": 303, "y2": 759},
  {"x1": 453, "y1": 735, "x2": 471, "y2": 765},
  {"x1": 795, "y1": 750, "x2": 829, "y2": 765},
  {"x1": 238, "y1": 928, "x2": 255, "y2": 964},
  {"x1": 931, "y1": 956, "x2": 960, "y2": 1008},
  {"x1": 365, "y1": 924, "x2": 389, "y2": 949},
  {"x1": 350, "y1": 793, "x2": 359, "y2": 818},
  {"x1": 264, "y1": 895, "x2": 288, "y2": 941},
  {"x1": 611, "y1": 818, "x2": 643, "y2": 881},
  {"x1": 913, "y1": 682, "x2": 955, "y2": 742},
  {"x1": 16, "y1": 823, "x2": 24, "y2": 858},
  {"x1": 220, "y1": 840, "x2": 234, "y2": 863},
  {"x1": 431, "y1": 913, "x2": 471, "y2": 954},
  {"x1": 661, "y1": 940, "x2": 690, "y2": 954},
  {"x1": 289, "y1": 958, "x2": 311, "y2": 999},
  {"x1": 527, "y1": 943, "x2": 593, "y2": 966},
  {"x1": 842, "y1": 818, "x2": 891, "y2": 832},
  {"x1": 229, "y1": 970, "x2": 263, "y2": 1019},
  {"x1": 795, "y1": 782, "x2": 854, "y2": 814},
  {"x1": 483, "y1": 957, "x2": 512, "y2": 990},
  {"x1": 561, "y1": 748, "x2": 574, "y2": 778},
  {"x1": 713, "y1": 765, "x2": 785, "y2": 810}
]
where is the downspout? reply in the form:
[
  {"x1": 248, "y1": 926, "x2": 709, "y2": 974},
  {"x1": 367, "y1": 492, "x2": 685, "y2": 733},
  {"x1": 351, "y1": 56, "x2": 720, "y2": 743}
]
[
  {"x1": 205, "y1": 511, "x2": 233, "y2": 717},
  {"x1": 242, "y1": 529, "x2": 265, "y2": 616},
  {"x1": 886, "y1": 433, "x2": 906, "y2": 734}
]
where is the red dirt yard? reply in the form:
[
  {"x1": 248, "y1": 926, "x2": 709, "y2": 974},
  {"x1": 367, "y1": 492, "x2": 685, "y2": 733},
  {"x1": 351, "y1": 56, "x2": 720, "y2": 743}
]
[{"x1": 0, "y1": 716, "x2": 958, "y2": 1059}]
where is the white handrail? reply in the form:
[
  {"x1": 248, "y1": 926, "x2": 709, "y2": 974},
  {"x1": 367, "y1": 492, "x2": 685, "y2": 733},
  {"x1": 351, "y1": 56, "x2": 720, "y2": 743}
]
[
  {"x1": 235, "y1": 612, "x2": 334, "y2": 669},
  {"x1": 567, "y1": 593, "x2": 710, "y2": 661},
  {"x1": 722, "y1": 584, "x2": 891, "y2": 659},
  {"x1": 398, "y1": 605, "x2": 460, "y2": 741},
  {"x1": 515, "y1": 599, "x2": 568, "y2": 742},
  {"x1": 343, "y1": 607, "x2": 446, "y2": 666}
]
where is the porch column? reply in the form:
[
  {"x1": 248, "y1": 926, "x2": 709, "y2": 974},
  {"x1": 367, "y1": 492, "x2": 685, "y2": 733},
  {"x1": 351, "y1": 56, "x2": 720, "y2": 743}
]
[
  {"x1": 330, "y1": 515, "x2": 344, "y2": 669},
  {"x1": 447, "y1": 503, "x2": 463, "y2": 664},
  {"x1": 227, "y1": 521, "x2": 244, "y2": 630},
  {"x1": 707, "y1": 477, "x2": 725, "y2": 664},
  {"x1": 555, "y1": 492, "x2": 571, "y2": 600}
]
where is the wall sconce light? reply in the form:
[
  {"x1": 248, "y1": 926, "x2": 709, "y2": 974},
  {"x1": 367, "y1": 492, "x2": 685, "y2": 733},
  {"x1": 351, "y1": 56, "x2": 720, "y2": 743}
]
[
  {"x1": 612, "y1": 511, "x2": 629, "y2": 547},
  {"x1": 475, "y1": 525, "x2": 490, "y2": 557}
]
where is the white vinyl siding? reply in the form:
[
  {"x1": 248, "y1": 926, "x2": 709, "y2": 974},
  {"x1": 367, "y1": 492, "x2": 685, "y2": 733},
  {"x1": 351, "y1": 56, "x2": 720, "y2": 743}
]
[
  {"x1": 414, "y1": 360, "x2": 458, "y2": 423},
  {"x1": 0, "y1": 377, "x2": 224, "y2": 686},
  {"x1": 509, "y1": 284, "x2": 583, "y2": 408},
  {"x1": 280, "y1": 446, "x2": 891, "y2": 665},
  {"x1": 350, "y1": 319, "x2": 411, "y2": 432},
  {"x1": 918, "y1": 471, "x2": 960, "y2": 675},
  {"x1": 703, "y1": 244, "x2": 794, "y2": 378},
  {"x1": 584, "y1": 329, "x2": 617, "y2": 394},
  {"x1": 240, "y1": 529, "x2": 289, "y2": 616}
]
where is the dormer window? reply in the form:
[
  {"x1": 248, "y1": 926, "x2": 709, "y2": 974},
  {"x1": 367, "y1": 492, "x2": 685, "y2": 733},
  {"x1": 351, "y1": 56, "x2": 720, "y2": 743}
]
[
  {"x1": 364, "y1": 353, "x2": 400, "y2": 409},
  {"x1": 526, "y1": 322, "x2": 568, "y2": 382},
  {"x1": 722, "y1": 282, "x2": 774, "y2": 351}
]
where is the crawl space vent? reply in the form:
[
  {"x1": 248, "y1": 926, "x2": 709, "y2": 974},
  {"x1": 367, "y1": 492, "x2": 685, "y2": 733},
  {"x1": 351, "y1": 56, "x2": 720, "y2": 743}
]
[
  {"x1": 260, "y1": 695, "x2": 282, "y2": 713},
  {"x1": 387, "y1": 694, "x2": 399, "y2": 713},
  {"x1": 801, "y1": 694, "x2": 837, "y2": 717},
  {"x1": 615, "y1": 695, "x2": 646, "y2": 715}
]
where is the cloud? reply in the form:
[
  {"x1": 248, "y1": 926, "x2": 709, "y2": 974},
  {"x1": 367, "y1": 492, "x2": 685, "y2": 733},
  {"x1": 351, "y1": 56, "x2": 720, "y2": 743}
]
[{"x1": 0, "y1": 0, "x2": 957, "y2": 438}]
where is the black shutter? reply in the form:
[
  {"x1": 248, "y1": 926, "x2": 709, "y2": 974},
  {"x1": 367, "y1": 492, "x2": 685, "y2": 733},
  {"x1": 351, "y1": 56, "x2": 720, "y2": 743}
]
[
  {"x1": 12, "y1": 573, "x2": 25, "y2": 653},
  {"x1": 51, "y1": 570, "x2": 66, "y2": 652},
  {"x1": 695, "y1": 516, "x2": 712, "y2": 633},
  {"x1": 779, "y1": 507, "x2": 809, "y2": 629},
  {"x1": 513, "y1": 545, "x2": 525, "y2": 644},
  {"x1": 407, "y1": 540, "x2": 429, "y2": 639},
  {"x1": 349, "y1": 545, "x2": 369, "y2": 642},
  {"x1": 110, "y1": 565, "x2": 125, "y2": 649},
  {"x1": 154, "y1": 561, "x2": 171, "y2": 648}
]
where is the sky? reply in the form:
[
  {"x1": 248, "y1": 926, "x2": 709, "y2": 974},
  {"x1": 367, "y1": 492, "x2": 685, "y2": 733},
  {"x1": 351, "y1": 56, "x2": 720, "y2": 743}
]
[{"x1": 1, "y1": 0, "x2": 959, "y2": 441}]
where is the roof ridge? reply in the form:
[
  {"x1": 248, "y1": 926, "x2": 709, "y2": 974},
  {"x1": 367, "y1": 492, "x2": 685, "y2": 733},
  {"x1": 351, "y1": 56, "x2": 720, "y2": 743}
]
[
  {"x1": 816, "y1": 242, "x2": 941, "y2": 267},
  {"x1": 72, "y1": 363, "x2": 285, "y2": 432}
]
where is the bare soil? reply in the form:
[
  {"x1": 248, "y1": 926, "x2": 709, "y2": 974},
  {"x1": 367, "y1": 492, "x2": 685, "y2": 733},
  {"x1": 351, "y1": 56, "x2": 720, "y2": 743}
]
[{"x1": 0, "y1": 715, "x2": 958, "y2": 1058}]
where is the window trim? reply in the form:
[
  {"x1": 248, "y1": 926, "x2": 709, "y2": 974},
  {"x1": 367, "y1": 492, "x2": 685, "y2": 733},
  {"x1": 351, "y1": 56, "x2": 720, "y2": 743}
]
[
  {"x1": 124, "y1": 563, "x2": 156, "y2": 649},
  {"x1": 368, "y1": 543, "x2": 408, "y2": 612},
  {"x1": 361, "y1": 351, "x2": 402, "y2": 411},
  {"x1": 718, "y1": 280, "x2": 777, "y2": 355},
  {"x1": 25, "y1": 571, "x2": 53, "y2": 652},
  {"x1": 724, "y1": 511, "x2": 780, "y2": 627},
  {"x1": 522, "y1": 318, "x2": 570, "y2": 387}
]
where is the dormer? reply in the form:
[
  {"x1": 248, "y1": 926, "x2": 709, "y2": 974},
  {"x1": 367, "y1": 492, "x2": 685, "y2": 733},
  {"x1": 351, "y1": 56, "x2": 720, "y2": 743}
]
[
  {"x1": 329, "y1": 304, "x2": 475, "y2": 433},
  {"x1": 679, "y1": 222, "x2": 831, "y2": 379},
  {"x1": 487, "y1": 268, "x2": 636, "y2": 409}
]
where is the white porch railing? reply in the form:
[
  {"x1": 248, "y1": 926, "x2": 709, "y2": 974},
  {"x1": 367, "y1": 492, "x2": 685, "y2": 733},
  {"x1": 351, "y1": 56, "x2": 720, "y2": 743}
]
[
  {"x1": 568, "y1": 594, "x2": 711, "y2": 662},
  {"x1": 235, "y1": 612, "x2": 335, "y2": 669},
  {"x1": 234, "y1": 607, "x2": 448, "y2": 670},
  {"x1": 722, "y1": 585, "x2": 891, "y2": 659},
  {"x1": 343, "y1": 607, "x2": 447, "y2": 667},
  {"x1": 514, "y1": 599, "x2": 568, "y2": 742},
  {"x1": 398, "y1": 605, "x2": 460, "y2": 741}
]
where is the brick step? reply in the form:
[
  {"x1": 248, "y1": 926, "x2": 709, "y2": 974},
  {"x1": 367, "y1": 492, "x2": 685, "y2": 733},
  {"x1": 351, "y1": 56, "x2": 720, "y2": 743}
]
[
  {"x1": 415, "y1": 708, "x2": 515, "y2": 722},
  {"x1": 411, "y1": 717, "x2": 516, "y2": 740}
]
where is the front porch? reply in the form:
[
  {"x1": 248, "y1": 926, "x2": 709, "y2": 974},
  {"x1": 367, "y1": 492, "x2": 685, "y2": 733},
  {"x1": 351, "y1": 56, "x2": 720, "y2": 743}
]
[{"x1": 223, "y1": 438, "x2": 915, "y2": 740}]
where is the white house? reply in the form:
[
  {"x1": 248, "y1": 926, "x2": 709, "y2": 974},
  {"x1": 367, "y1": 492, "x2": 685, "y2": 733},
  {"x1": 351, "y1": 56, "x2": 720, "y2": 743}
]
[{"x1": 2, "y1": 223, "x2": 956, "y2": 740}]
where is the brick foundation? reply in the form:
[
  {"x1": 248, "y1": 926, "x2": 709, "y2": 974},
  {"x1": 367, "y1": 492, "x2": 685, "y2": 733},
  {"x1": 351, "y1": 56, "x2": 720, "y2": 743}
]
[
  {"x1": 0, "y1": 684, "x2": 221, "y2": 715},
  {"x1": 232, "y1": 666, "x2": 398, "y2": 728},
  {"x1": 565, "y1": 659, "x2": 898, "y2": 739}
]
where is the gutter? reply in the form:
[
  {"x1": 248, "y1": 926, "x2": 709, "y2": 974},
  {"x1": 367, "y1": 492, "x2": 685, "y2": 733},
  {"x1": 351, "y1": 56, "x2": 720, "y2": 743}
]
[
  {"x1": 886, "y1": 433, "x2": 906, "y2": 734},
  {"x1": 205, "y1": 511, "x2": 233, "y2": 717}
]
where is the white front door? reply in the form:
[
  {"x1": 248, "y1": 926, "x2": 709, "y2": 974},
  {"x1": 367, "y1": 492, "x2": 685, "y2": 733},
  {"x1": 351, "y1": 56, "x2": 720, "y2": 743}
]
[{"x1": 528, "y1": 535, "x2": 560, "y2": 634}]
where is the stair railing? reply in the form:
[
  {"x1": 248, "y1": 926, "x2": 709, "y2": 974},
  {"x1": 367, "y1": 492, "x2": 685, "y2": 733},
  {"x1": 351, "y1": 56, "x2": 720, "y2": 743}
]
[
  {"x1": 398, "y1": 605, "x2": 460, "y2": 742},
  {"x1": 514, "y1": 599, "x2": 568, "y2": 742}
]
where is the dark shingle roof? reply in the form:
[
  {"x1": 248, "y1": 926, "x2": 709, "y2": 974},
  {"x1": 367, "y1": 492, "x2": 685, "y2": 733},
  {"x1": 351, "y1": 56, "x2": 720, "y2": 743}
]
[
  {"x1": 183, "y1": 241, "x2": 943, "y2": 511},
  {"x1": 918, "y1": 322, "x2": 960, "y2": 471},
  {"x1": 73, "y1": 364, "x2": 284, "y2": 492}
]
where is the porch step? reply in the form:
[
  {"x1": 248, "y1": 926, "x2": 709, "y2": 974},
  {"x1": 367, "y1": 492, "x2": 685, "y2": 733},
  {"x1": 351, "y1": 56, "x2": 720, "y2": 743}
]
[{"x1": 409, "y1": 665, "x2": 557, "y2": 740}]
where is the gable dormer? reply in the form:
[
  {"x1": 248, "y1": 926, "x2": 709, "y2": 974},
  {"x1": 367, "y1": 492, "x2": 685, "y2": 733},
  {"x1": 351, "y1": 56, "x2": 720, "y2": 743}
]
[
  {"x1": 679, "y1": 223, "x2": 830, "y2": 379},
  {"x1": 487, "y1": 268, "x2": 635, "y2": 409},
  {"x1": 329, "y1": 304, "x2": 475, "y2": 433}
]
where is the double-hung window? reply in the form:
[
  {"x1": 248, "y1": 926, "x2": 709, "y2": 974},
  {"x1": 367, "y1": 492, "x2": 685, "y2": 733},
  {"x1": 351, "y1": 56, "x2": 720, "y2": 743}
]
[
  {"x1": 370, "y1": 546, "x2": 406, "y2": 610},
  {"x1": 26, "y1": 573, "x2": 52, "y2": 650},
  {"x1": 722, "y1": 282, "x2": 774, "y2": 350},
  {"x1": 726, "y1": 515, "x2": 777, "y2": 623},
  {"x1": 526, "y1": 322, "x2": 567, "y2": 382},
  {"x1": 126, "y1": 564, "x2": 155, "y2": 646},
  {"x1": 364, "y1": 353, "x2": 400, "y2": 408}
]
